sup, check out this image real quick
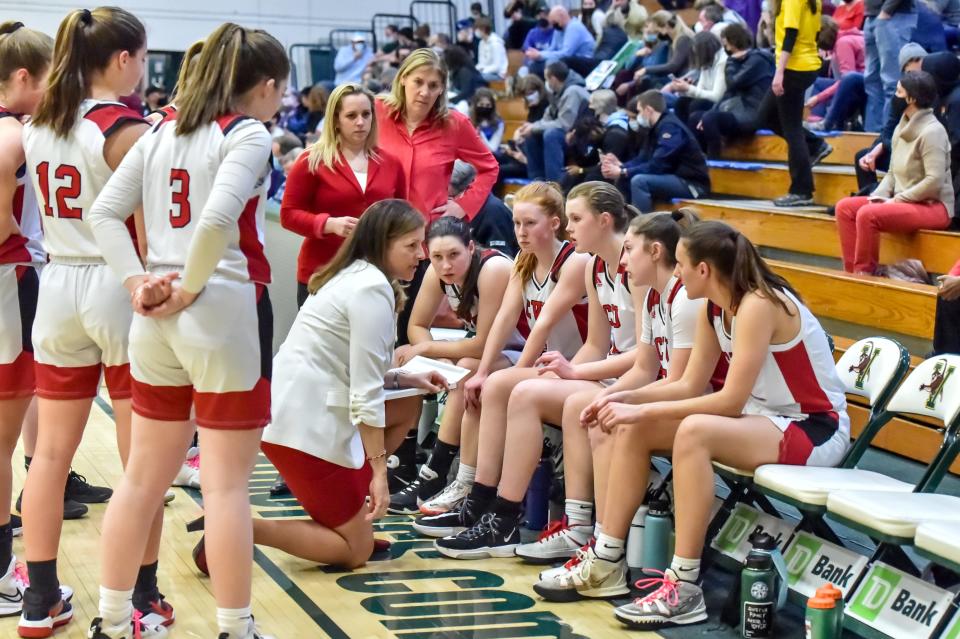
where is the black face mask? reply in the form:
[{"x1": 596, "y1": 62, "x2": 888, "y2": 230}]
[
  {"x1": 475, "y1": 105, "x2": 494, "y2": 118},
  {"x1": 552, "y1": 22, "x2": 564, "y2": 31},
  {"x1": 890, "y1": 96, "x2": 908, "y2": 120},
  {"x1": 537, "y1": 18, "x2": 550, "y2": 28},
  {"x1": 658, "y1": 33, "x2": 672, "y2": 41}
]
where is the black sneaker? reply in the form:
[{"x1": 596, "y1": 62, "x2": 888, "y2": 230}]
[
  {"x1": 11, "y1": 513, "x2": 21, "y2": 537},
  {"x1": 773, "y1": 193, "x2": 815, "y2": 207},
  {"x1": 412, "y1": 491, "x2": 490, "y2": 538},
  {"x1": 16, "y1": 489, "x2": 88, "y2": 520},
  {"x1": 269, "y1": 476, "x2": 290, "y2": 497},
  {"x1": 388, "y1": 466, "x2": 443, "y2": 515},
  {"x1": 386, "y1": 459, "x2": 416, "y2": 495},
  {"x1": 435, "y1": 512, "x2": 522, "y2": 559},
  {"x1": 64, "y1": 470, "x2": 112, "y2": 504},
  {"x1": 811, "y1": 142, "x2": 833, "y2": 167}
]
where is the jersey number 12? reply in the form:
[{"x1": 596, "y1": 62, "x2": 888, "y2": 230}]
[{"x1": 36, "y1": 162, "x2": 82, "y2": 219}]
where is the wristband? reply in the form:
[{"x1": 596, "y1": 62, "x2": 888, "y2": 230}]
[{"x1": 367, "y1": 449, "x2": 387, "y2": 461}]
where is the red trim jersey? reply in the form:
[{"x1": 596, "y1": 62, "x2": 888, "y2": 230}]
[
  {"x1": 708, "y1": 290, "x2": 848, "y2": 433},
  {"x1": 23, "y1": 100, "x2": 145, "y2": 259},
  {"x1": 442, "y1": 249, "x2": 520, "y2": 339},
  {"x1": 133, "y1": 112, "x2": 272, "y2": 284},
  {"x1": 522, "y1": 240, "x2": 588, "y2": 360},
  {"x1": 592, "y1": 252, "x2": 637, "y2": 355},
  {"x1": 641, "y1": 275, "x2": 700, "y2": 380},
  {"x1": 0, "y1": 109, "x2": 43, "y2": 265}
]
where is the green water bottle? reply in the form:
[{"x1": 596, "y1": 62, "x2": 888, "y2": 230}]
[
  {"x1": 640, "y1": 498, "x2": 672, "y2": 573},
  {"x1": 805, "y1": 595, "x2": 837, "y2": 639},
  {"x1": 740, "y1": 547, "x2": 776, "y2": 637},
  {"x1": 815, "y1": 584, "x2": 844, "y2": 637}
]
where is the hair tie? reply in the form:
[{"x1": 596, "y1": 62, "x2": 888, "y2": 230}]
[
  {"x1": 7, "y1": 21, "x2": 24, "y2": 34},
  {"x1": 80, "y1": 9, "x2": 93, "y2": 25}
]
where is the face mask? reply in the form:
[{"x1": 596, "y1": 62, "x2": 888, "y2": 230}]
[
  {"x1": 629, "y1": 119, "x2": 641, "y2": 132},
  {"x1": 552, "y1": 21, "x2": 564, "y2": 30},
  {"x1": 475, "y1": 105, "x2": 494, "y2": 118},
  {"x1": 891, "y1": 96, "x2": 908, "y2": 119},
  {"x1": 645, "y1": 33, "x2": 658, "y2": 44},
  {"x1": 637, "y1": 113, "x2": 651, "y2": 128},
  {"x1": 723, "y1": 47, "x2": 734, "y2": 56},
  {"x1": 525, "y1": 92, "x2": 540, "y2": 106},
  {"x1": 432, "y1": 46, "x2": 445, "y2": 56},
  {"x1": 582, "y1": 8, "x2": 594, "y2": 18}
]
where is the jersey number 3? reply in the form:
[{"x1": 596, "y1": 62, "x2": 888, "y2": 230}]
[
  {"x1": 169, "y1": 168, "x2": 191, "y2": 228},
  {"x1": 36, "y1": 162, "x2": 82, "y2": 219}
]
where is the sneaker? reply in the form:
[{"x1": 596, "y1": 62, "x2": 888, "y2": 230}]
[
  {"x1": 419, "y1": 479, "x2": 471, "y2": 516},
  {"x1": 171, "y1": 454, "x2": 200, "y2": 489},
  {"x1": 136, "y1": 595, "x2": 175, "y2": 627},
  {"x1": 268, "y1": 478, "x2": 290, "y2": 497},
  {"x1": 17, "y1": 597, "x2": 73, "y2": 638},
  {"x1": 87, "y1": 613, "x2": 168, "y2": 639},
  {"x1": 516, "y1": 518, "x2": 590, "y2": 564},
  {"x1": 532, "y1": 546, "x2": 629, "y2": 602},
  {"x1": 412, "y1": 490, "x2": 489, "y2": 538},
  {"x1": 64, "y1": 470, "x2": 112, "y2": 504},
  {"x1": 16, "y1": 491, "x2": 87, "y2": 520},
  {"x1": 613, "y1": 571, "x2": 708, "y2": 630},
  {"x1": 538, "y1": 541, "x2": 593, "y2": 581},
  {"x1": 773, "y1": 193, "x2": 815, "y2": 208},
  {"x1": 11, "y1": 514, "x2": 22, "y2": 537},
  {"x1": 811, "y1": 142, "x2": 833, "y2": 166},
  {"x1": 0, "y1": 557, "x2": 27, "y2": 617},
  {"x1": 388, "y1": 465, "x2": 442, "y2": 515},
  {"x1": 434, "y1": 512, "x2": 521, "y2": 560},
  {"x1": 163, "y1": 490, "x2": 175, "y2": 504},
  {"x1": 386, "y1": 457, "x2": 416, "y2": 495},
  {"x1": 217, "y1": 616, "x2": 274, "y2": 639}
]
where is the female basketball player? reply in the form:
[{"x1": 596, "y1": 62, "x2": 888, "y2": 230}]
[
  {"x1": 418, "y1": 182, "x2": 640, "y2": 558},
  {"x1": 0, "y1": 20, "x2": 51, "y2": 616},
  {"x1": 87, "y1": 22, "x2": 289, "y2": 639},
  {"x1": 412, "y1": 182, "x2": 590, "y2": 517},
  {"x1": 570, "y1": 221, "x2": 848, "y2": 630},
  {"x1": 251, "y1": 200, "x2": 448, "y2": 569},
  {"x1": 18, "y1": 8, "x2": 172, "y2": 638},
  {"x1": 388, "y1": 216, "x2": 518, "y2": 514}
]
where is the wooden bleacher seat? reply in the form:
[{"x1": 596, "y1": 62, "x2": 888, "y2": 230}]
[
  {"x1": 507, "y1": 49, "x2": 525, "y2": 77},
  {"x1": 497, "y1": 97, "x2": 527, "y2": 121},
  {"x1": 721, "y1": 131, "x2": 875, "y2": 166},
  {"x1": 708, "y1": 161, "x2": 859, "y2": 206}
]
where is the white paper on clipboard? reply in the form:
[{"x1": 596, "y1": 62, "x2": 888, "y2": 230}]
[{"x1": 383, "y1": 356, "x2": 471, "y2": 401}]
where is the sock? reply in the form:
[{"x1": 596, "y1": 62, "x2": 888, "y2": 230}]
[
  {"x1": 594, "y1": 522, "x2": 603, "y2": 539},
  {"x1": 492, "y1": 495, "x2": 523, "y2": 520},
  {"x1": 468, "y1": 481, "x2": 497, "y2": 506},
  {"x1": 23, "y1": 455, "x2": 31, "y2": 471},
  {"x1": 0, "y1": 523, "x2": 11, "y2": 571},
  {"x1": 455, "y1": 463, "x2": 476, "y2": 486},
  {"x1": 217, "y1": 606, "x2": 252, "y2": 638},
  {"x1": 564, "y1": 499, "x2": 593, "y2": 528},
  {"x1": 395, "y1": 433, "x2": 417, "y2": 474},
  {"x1": 426, "y1": 440, "x2": 459, "y2": 480},
  {"x1": 132, "y1": 561, "x2": 159, "y2": 609},
  {"x1": 669, "y1": 555, "x2": 701, "y2": 583},
  {"x1": 25, "y1": 559, "x2": 60, "y2": 606},
  {"x1": 594, "y1": 532, "x2": 625, "y2": 562},
  {"x1": 99, "y1": 586, "x2": 134, "y2": 632}
]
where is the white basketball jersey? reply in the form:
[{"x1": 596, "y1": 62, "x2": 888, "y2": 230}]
[
  {"x1": 640, "y1": 275, "x2": 701, "y2": 380},
  {"x1": 522, "y1": 240, "x2": 587, "y2": 360},
  {"x1": 136, "y1": 113, "x2": 272, "y2": 284},
  {"x1": 442, "y1": 249, "x2": 515, "y2": 334},
  {"x1": 23, "y1": 100, "x2": 145, "y2": 259},
  {"x1": 592, "y1": 252, "x2": 636, "y2": 355},
  {"x1": 710, "y1": 290, "x2": 848, "y2": 431},
  {"x1": 0, "y1": 109, "x2": 43, "y2": 265}
]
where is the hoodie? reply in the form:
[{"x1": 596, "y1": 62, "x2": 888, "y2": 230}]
[
  {"x1": 810, "y1": 28, "x2": 865, "y2": 105},
  {"x1": 718, "y1": 48, "x2": 775, "y2": 123},
  {"x1": 530, "y1": 70, "x2": 590, "y2": 133}
]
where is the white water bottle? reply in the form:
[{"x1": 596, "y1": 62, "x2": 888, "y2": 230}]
[{"x1": 626, "y1": 505, "x2": 650, "y2": 572}]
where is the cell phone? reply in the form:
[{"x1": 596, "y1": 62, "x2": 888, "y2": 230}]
[{"x1": 507, "y1": 140, "x2": 518, "y2": 151}]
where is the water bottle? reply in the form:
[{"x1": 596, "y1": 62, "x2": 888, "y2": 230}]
[
  {"x1": 805, "y1": 595, "x2": 837, "y2": 639},
  {"x1": 815, "y1": 584, "x2": 844, "y2": 637},
  {"x1": 640, "y1": 498, "x2": 672, "y2": 573},
  {"x1": 625, "y1": 505, "x2": 649, "y2": 575},
  {"x1": 523, "y1": 457, "x2": 552, "y2": 531},
  {"x1": 741, "y1": 543, "x2": 777, "y2": 638}
]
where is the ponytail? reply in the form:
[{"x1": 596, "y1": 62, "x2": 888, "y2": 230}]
[
  {"x1": 427, "y1": 217, "x2": 482, "y2": 323},
  {"x1": 175, "y1": 23, "x2": 289, "y2": 136},
  {"x1": 511, "y1": 181, "x2": 567, "y2": 285},
  {"x1": 32, "y1": 7, "x2": 145, "y2": 138},
  {"x1": 682, "y1": 220, "x2": 799, "y2": 314},
  {"x1": 0, "y1": 22, "x2": 53, "y2": 88},
  {"x1": 628, "y1": 206, "x2": 700, "y2": 266},
  {"x1": 567, "y1": 180, "x2": 637, "y2": 233},
  {"x1": 171, "y1": 39, "x2": 204, "y2": 102}
]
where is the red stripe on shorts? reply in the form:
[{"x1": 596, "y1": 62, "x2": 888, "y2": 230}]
[
  {"x1": 35, "y1": 362, "x2": 101, "y2": 400},
  {"x1": 194, "y1": 376, "x2": 270, "y2": 430},
  {"x1": 0, "y1": 350, "x2": 35, "y2": 399},
  {"x1": 132, "y1": 379, "x2": 193, "y2": 422},
  {"x1": 103, "y1": 363, "x2": 132, "y2": 400},
  {"x1": 778, "y1": 422, "x2": 815, "y2": 465}
]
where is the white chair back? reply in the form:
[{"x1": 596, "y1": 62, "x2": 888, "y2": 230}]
[
  {"x1": 886, "y1": 355, "x2": 960, "y2": 426},
  {"x1": 835, "y1": 337, "x2": 908, "y2": 407}
]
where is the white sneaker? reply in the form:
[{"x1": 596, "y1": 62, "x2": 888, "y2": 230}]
[
  {"x1": 419, "y1": 479, "x2": 471, "y2": 516},
  {"x1": 516, "y1": 519, "x2": 590, "y2": 564},
  {"x1": 164, "y1": 490, "x2": 175, "y2": 504},
  {"x1": 87, "y1": 614, "x2": 168, "y2": 638},
  {"x1": 539, "y1": 542, "x2": 592, "y2": 581},
  {"x1": 532, "y1": 546, "x2": 628, "y2": 602},
  {"x1": 0, "y1": 556, "x2": 26, "y2": 616},
  {"x1": 172, "y1": 453, "x2": 200, "y2": 489}
]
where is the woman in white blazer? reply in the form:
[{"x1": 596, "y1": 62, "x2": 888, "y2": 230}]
[{"x1": 254, "y1": 199, "x2": 445, "y2": 569}]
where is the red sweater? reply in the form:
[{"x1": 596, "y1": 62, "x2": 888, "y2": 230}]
[
  {"x1": 375, "y1": 98, "x2": 498, "y2": 223},
  {"x1": 280, "y1": 149, "x2": 406, "y2": 284},
  {"x1": 832, "y1": 0, "x2": 864, "y2": 30}
]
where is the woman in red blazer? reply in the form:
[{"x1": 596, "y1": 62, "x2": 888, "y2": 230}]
[{"x1": 281, "y1": 83, "x2": 407, "y2": 306}]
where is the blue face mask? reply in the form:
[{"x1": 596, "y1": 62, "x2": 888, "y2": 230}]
[
  {"x1": 645, "y1": 33, "x2": 658, "y2": 44},
  {"x1": 629, "y1": 119, "x2": 641, "y2": 132},
  {"x1": 636, "y1": 113, "x2": 651, "y2": 129}
]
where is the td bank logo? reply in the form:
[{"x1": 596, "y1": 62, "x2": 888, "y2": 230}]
[
  {"x1": 784, "y1": 535, "x2": 820, "y2": 585},
  {"x1": 851, "y1": 566, "x2": 901, "y2": 622},
  {"x1": 714, "y1": 506, "x2": 759, "y2": 553}
]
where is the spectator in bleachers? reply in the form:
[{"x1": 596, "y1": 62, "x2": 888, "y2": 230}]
[
  {"x1": 836, "y1": 72, "x2": 953, "y2": 274},
  {"x1": 615, "y1": 16, "x2": 674, "y2": 86},
  {"x1": 525, "y1": 6, "x2": 597, "y2": 77},
  {"x1": 833, "y1": 0, "x2": 866, "y2": 27},
  {"x1": 282, "y1": 86, "x2": 312, "y2": 141},
  {"x1": 922, "y1": 51, "x2": 960, "y2": 199},
  {"x1": 581, "y1": 0, "x2": 607, "y2": 39},
  {"x1": 334, "y1": 34, "x2": 375, "y2": 85},
  {"x1": 517, "y1": 74, "x2": 550, "y2": 122},
  {"x1": 379, "y1": 24, "x2": 400, "y2": 57},
  {"x1": 469, "y1": 88, "x2": 504, "y2": 153},
  {"x1": 610, "y1": 0, "x2": 650, "y2": 40},
  {"x1": 698, "y1": 3, "x2": 732, "y2": 35},
  {"x1": 471, "y1": 2, "x2": 486, "y2": 20},
  {"x1": 934, "y1": 260, "x2": 960, "y2": 355},
  {"x1": 599, "y1": 90, "x2": 710, "y2": 212},
  {"x1": 667, "y1": 31, "x2": 727, "y2": 124},
  {"x1": 757, "y1": 0, "x2": 833, "y2": 207},
  {"x1": 559, "y1": 89, "x2": 634, "y2": 191},
  {"x1": 617, "y1": 11, "x2": 695, "y2": 99},
  {"x1": 505, "y1": 0, "x2": 550, "y2": 49},
  {"x1": 450, "y1": 161, "x2": 521, "y2": 257},
  {"x1": 713, "y1": 0, "x2": 763, "y2": 32},
  {"x1": 516, "y1": 61, "x2": 589, "y2": 181},
  {"x1": 805, "y1": 16, "x2": 865, "y2": 131},
  {"x1": 927, "y1": 0, "x2": 960, "y2": 48},
  {"x1": 863, "y1": 0, "x2": 919, "y2": 132},
  {"x1": 429, "y1": 32, "x2": 452, "y2": 54},
  {"x1": 445, "y1": 45, "x2": 488, "y2": 105},
  {"x1": 143, "y1": 85, "x2": 167, "y2": 114},
  {"x1": 304, "y1": 84, "x2": 329, "y2": 140},
  {"x1": 688, "y1": 23, "x2": 776, "y2": 157},
  {"x1": 476, "y1": 18, "x2": 508, "y2": 81},
  {"x1": 564, "y1": 7, "x2": 631, "y2": 76}
]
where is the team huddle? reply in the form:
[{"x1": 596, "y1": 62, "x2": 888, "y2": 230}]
[{"x1": 0, "y1": 6, "x2": 852, "y2": 639}]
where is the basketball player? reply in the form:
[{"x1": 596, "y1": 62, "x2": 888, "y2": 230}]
[
  {"x1": 19, "y1": 8, "x2": 171, "y2": 638},
  {"x1": 87, "y1": 22, "x2": 288, "y2": 639}
]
